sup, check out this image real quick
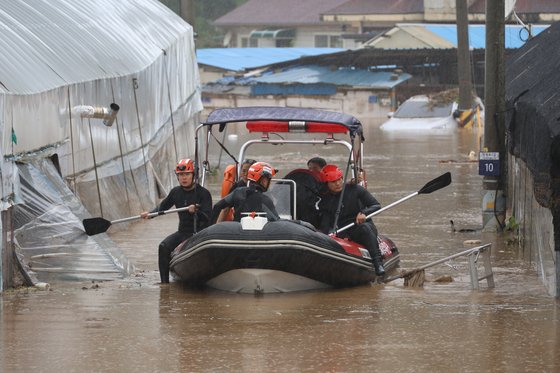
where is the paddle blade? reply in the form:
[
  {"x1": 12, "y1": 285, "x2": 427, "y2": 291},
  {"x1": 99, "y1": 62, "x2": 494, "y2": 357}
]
[
  {"x1": 83, "y1": 217, "x2": 112, "y2": 236},
  {"x1": 418, "y1": 172, "x2": 452, "y2": 194}
]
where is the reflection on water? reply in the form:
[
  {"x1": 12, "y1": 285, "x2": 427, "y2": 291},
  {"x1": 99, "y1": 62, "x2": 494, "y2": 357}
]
[{"x1": 2, "y1": 123, "x2": 559, "y2": 372}]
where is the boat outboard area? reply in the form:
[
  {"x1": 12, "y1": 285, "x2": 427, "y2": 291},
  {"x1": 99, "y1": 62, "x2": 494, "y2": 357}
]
[{"x1": 169, "y1": 106, "x2": 451, "y2": 294}]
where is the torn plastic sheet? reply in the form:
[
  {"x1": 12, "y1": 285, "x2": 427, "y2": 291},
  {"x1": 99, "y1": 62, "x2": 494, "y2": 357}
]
[{"x1": 13, "y1": 160, "x2": 134, "y2": 283}]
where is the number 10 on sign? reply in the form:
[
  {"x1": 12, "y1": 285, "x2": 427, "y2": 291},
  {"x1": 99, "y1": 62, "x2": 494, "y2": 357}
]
[{"x1": 479, "y1": 152, "x2": 500, "y2": 176}]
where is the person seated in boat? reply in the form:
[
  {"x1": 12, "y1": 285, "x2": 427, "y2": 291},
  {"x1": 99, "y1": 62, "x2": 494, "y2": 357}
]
[
  {"x1": 212, "y1": 161, "x2": 280, "y2": 223},
  {"x1": 307, "y1": 157, "x2": 326, "y2": 173},
  {"x1": 220, "y1": 159, "x2": 257, "y2": 221},
  {"x1": 230, "y1": 158, "x2": 257, "y2": 193},
  {"x1": 140, "y1": 158, "x2": 212, "y2": 284},
  {"x1": 317, "y1": 164, "x2": 385, "y2": 276}
]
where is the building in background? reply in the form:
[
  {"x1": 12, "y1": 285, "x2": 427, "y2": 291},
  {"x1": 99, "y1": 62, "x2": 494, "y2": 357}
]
[
  {"x1": 196, "y1": 21, "x2": 547, "y2": 119},
  {"x1": 212, "y1": 0, "x2": 560, "y2": 49},
  {"x1": 197, "y1": 47, "x2": 344, "y2": 84}
]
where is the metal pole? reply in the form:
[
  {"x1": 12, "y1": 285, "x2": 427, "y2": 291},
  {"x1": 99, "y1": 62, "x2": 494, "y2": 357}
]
[
  {"x1": 88, "y1": 119, "x2": 104, "y2": 217},
  {"x1": 456, "y1": 0, "x2": 473, "y2": 110},
  {"x1": 180, "y1": 0, "x2": 195, "y2": 26},
  {"x1": 483, "y1": 0, "x2": 506, "y2": 231}
]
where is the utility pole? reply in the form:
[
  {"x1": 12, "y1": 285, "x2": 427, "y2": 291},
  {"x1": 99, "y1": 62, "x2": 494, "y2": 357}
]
[
  {"x1": 481, "y1": 0, "x2": 506, "y2": 231},
  {"x1": 180, "y1": 0, "x2": 196, "y2": 28},
  {"x1": 456, "y1": 0, "x2": 473, "y2": 111}
]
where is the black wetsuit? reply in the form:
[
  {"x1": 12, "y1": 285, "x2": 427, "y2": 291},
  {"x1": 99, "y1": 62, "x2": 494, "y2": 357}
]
[
  {"x1": 228, "y1": 179, "x2": 247, "y2": 194},
  {"x1": 318, "y1": 184, "x2": 384, "y2": 270},
  {"x1": 152, "y1": 184, "x2": 212, "y2": 283},
  {"x1": 212, "y1": 184, "x2": 280, "y2": 222}
]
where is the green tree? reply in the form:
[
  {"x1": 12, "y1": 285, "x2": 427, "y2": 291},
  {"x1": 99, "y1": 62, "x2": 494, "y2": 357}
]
[
  {"x1": 194, "y1": 0, "x2": 247, "y2": 48},
  {"x1": 160, "y1": 0, "x2": 248, "y2": 48}
]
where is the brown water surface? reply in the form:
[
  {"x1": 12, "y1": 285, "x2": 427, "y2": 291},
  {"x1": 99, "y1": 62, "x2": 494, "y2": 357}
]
[{"x1": 1, "y1": 122, "x2": 559, "y2": 372}]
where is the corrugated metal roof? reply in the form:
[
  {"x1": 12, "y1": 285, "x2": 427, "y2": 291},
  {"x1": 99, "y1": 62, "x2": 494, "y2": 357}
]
[
  {"x1": 423, "y1": 24, "x2": 550, "y2": 49},
  {"x1": 196, "y1": 48, "x2": 344, "y2": 72},
  {"x1": 470, "y1": 0, "x2": 560, "y2": 13},
  {"x1": 324, "y1": 0, "x2": 423, "y2": 15},
  {"x1": 0, "y1": 0, "x2": 191, "y2": 95},
  {"x1": 252, "y1": 65, "x2": 411, "y2": 89},
  {"x1": 366, "y1": 23, "x2": 550, "y2": 49},
  {"x1": 394, "y1": 25, "x2": 455, "y2": 48},
  {"x1": 213, "y1": 0, "x2": 349, "y2": 26}
]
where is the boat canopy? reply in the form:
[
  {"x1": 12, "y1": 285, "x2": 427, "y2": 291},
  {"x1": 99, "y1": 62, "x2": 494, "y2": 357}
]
[{"x1": 202, "y1": 107, "x2": 363, "y2": 137}]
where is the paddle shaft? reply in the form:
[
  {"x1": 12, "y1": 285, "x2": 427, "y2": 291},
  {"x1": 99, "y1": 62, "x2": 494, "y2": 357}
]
[
  {"x1": 111, "y1": 206, "x2": 191, "y2": 224},
  {"x1": 335, "y1": 192, "x2": 418, "y2": 234},
  {"x1": 83, "y1": 206, "x2": 196, "y2": 236},
  {"x1": 334, "y1": 172, "x2": 451, "y2": 235}
]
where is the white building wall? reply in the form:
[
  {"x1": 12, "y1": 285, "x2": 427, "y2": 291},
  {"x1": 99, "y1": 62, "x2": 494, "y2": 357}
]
[
  {"x1": 201, "y1": 90, "x2": 393, "y2": 120},
  {"x1": 233, "y1": 25, "x2": 344, "y2": 48}
]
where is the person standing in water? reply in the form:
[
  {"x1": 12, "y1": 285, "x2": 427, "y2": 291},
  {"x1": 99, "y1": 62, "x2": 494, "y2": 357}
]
[{"x1": 141, "y1": 159, "x2": 212, "y2": 284}]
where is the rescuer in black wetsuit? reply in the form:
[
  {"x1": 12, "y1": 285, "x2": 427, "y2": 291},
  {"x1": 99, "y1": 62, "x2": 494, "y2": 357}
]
[
  {"x1": 212, "y1": 161, "x2": 280, "y2": 223},
  {"x1": 317, "y1": 164, "x2": 385, "y2": 276},
  {"x1": 141, "y1": 158, "x2": 212, "y2": 284}
]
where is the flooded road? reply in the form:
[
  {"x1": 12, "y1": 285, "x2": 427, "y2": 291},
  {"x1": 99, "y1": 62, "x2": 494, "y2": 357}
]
[{"x1": 2, "y1": 122, "x2": 559, "y2": 372}]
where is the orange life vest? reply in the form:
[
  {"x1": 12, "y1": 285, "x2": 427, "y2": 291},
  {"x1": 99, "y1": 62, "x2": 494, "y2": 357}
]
[{"x1": 220, "y1": 164, "x2": 237, "y2": 221}]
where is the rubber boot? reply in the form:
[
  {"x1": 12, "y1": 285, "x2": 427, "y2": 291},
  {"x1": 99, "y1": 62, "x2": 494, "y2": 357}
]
[
  {"x1": 158, "y1": 243, "x2": 171, "y2": 283},
  {"x1": 349, "y1": 222, "x2": 386, "y2": 276},
  {"x1": 370, "y1": 238, "x2": 385, "y2": 276},
  {"x1": 372, "y1": 259, "x2": 385, "y2": 277}
]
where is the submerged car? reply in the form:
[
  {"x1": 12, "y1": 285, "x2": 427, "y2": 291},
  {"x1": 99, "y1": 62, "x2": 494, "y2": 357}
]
[{"x1": 380, "y1": 95, "x2": 459, "y2": 132}]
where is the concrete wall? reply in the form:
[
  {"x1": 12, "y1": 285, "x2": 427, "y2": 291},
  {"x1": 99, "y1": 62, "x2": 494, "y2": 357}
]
[
  {"x1": 508, "y1": 155, "x2": 558, "y2": 297},
  {"x1": 199, "y1": 67, "x2": 229, "y2": 85},
  {"x1": 201, "y1": 89, "x2": 394, "y2": 120}
]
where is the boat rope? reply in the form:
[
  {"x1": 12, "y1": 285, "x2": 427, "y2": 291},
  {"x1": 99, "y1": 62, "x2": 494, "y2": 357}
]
[
  {"x1": 193, "y1": 126, "x2": 202, "y2": 233},
  {"x1": 210, "y1": 127, "x2": 239, "y2": 165},
  {"x1": 217, "y1": 127, "x2": 228, "y2": 169},
  {"x1": 331, "y1": 134, "x2": 355, "y2": 232}
]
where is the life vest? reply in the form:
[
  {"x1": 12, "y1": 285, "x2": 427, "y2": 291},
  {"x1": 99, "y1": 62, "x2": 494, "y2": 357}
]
[
  {"x1": 221, "y1": 164, "x2": 237, "y2": 197},
  {"x1": 220, "y1": 164, "x2": 237, "y2": 221}
]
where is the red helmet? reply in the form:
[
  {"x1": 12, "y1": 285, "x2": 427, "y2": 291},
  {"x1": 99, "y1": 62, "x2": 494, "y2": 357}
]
[
  {"x1": 175, "y1": 159, "x2": 194, "y2": 174},
  {"x1": 247, "y1": 162, "x2": 276, "y2": 183},
  {"x1": 321, "y1": 164, "x2": 343, "y2": 182}
]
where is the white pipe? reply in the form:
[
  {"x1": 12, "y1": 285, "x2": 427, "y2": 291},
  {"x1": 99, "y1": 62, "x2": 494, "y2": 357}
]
[{"x1": 72, "y1": 103, "x2": 120, "y2": 126}]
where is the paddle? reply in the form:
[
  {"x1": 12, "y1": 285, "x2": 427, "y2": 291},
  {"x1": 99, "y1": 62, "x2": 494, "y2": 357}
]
[
  {"x1": 335, "y1": 172, "x2": 452, "y2": 235},
  {"x1": 83, "y1": 206, "x2": 191, "y2": 236}
]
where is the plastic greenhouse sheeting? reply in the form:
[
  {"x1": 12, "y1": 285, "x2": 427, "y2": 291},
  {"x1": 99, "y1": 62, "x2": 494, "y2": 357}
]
[
  {"x1": 0, "y1": 0, "x2": 203, "y2": 284},
  {"x1": 13, "y1": 159, "x2": 133, "y2": 283}
]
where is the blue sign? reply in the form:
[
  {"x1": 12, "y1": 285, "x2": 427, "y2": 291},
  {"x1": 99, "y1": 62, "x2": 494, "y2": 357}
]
[{"x1": 479, "y1": 152, "x2": 500, "y2": 176}]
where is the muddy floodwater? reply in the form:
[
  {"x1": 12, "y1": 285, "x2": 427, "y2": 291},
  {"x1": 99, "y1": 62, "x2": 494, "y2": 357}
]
[{"x1": 2, "y1": 122, "x2": 559, "y2": 372}]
